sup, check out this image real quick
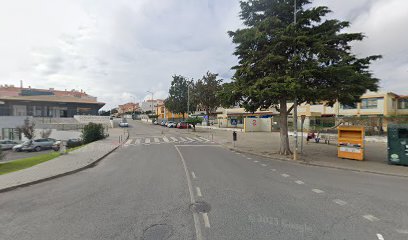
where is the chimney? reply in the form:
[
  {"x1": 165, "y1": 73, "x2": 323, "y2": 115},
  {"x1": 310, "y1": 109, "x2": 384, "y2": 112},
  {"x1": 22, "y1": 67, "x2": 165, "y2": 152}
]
[
  {"x1": 20, "y1": 80, "x2": 23, "y2": 89},
  {"x1": 28, "y1": 86, "x2": 31, "y2": 89}
]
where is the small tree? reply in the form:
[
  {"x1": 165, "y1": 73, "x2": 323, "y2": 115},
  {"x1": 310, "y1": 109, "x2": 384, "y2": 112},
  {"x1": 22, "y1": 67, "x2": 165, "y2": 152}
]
[
  {"x1": 194, "y1": 72, "x2": 223, "y2": 126},
  {"x1": 40, "y1": 129, "x2": 53, "y2": 138},
  {"x1": 185, "y1": 117, "x2": 203, "y2": 132},
  {"x1": 165, "y1": 75, "x2": 196, "y2": 120},
  {"x1": 81, "y1": 122, "x2": 105, "y2": 144},
  {"x1": 18, "y1": 118, "x2": 36, "y2": 140}
]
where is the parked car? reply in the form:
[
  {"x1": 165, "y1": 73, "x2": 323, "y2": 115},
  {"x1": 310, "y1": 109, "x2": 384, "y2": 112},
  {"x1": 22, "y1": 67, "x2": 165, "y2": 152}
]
[
  {"x1": 167, "y1": 122, "x2": 177, "y2": 128},
  {"x1": 161, "y1": 120, "x2": 167, "y2": 126},
  {"x1": 119, "y1": 118, "x2": 129, "y2": 127},
  {"x1": 177, "y1": 122, "x2": 192, "y2": 129},
  {"x1": 52, "y1": 138, "x2": 82, "y2": 151},
  {"x1": 119, "y1": 121, "x2": 129, "y2": 127},
  {"x1": 21, "y1": 138, "x2": 57, "y2": 152},
  {"x1": 0, "y1": 140, "x2": 20, "y2": 150},
  {"x1": 12, "y1": 140, "x2": 32, "y2": 152},
  {"x1": 153, "y1": 120, "x2": 159, "y2": 125}
]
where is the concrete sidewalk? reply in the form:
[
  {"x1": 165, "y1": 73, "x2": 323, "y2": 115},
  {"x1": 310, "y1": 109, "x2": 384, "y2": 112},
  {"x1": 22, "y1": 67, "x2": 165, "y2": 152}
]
[
  {"x1": 0, "y1": 128, "x2": 128, "y2": 192},
  {"x1": 191, "y1": 128, "x2": 408, "y2": 178}
]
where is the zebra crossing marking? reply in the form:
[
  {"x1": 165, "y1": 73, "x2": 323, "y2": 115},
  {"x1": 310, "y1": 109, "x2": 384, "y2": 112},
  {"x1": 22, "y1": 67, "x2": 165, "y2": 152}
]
[{"x1": 124, "y1": 136, "x2": 214, "y2": 146}]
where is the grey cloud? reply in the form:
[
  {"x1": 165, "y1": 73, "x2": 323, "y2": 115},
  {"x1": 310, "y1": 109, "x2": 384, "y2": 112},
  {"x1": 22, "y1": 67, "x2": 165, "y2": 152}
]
[{"x1": 1, "y1": 0, "x2": 407, "y2": 110}]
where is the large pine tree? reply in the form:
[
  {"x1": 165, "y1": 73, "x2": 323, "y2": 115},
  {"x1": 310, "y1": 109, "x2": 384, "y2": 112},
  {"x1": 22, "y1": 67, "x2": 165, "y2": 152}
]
[{"x1": 226, "y1": 0, "x2": 381, "y2": 155}]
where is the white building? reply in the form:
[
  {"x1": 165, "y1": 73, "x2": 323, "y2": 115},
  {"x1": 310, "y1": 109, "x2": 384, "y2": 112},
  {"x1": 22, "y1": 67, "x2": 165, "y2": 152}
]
[{"x1": 141, "y1": 99, "x2": 163, "y2": 113}]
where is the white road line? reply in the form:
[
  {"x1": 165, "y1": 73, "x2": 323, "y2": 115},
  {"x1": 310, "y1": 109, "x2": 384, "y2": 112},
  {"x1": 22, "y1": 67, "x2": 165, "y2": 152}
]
[
  {"x1": 163, "y1": 137, "x2": 169, "y2": 142},
  {"x1": 125, "y1": 139, "x2": 132, "y2": 146},
  {"x1": 363, "y1": 215, "x2": 379, "y2": 222},
  {"x1": 247, "y1": 157, "x2": 252, "y2": 160},
  {"x1": 312, "y1": 189, "x2": 324, "y2": 194},
  {"x1": 396, "y1": 229, "x2": 408, "y2": 234},
  {"x1": 145, "y1": 138, "x2": 150, "y2": 144},
  {"x1": 174, "y1": 146, "x2": 203, "y2": 240},
  {"x1": 376, "y1": 233, "x2": 385, "y2": 240},
  {"x1": 271, "y1": 169, "x2": 276, "y2": 171},
  {"x1": 135, "y1": 139, "x2": 141, "y2": 144},
  {"x1": 170, "y1": 137, "x2": 178, "y2": 142},
  {"x1": 191, "y1": 171, "x2": 197, "y2": 179},
  {"x1": 179, "y1": 137, "x2": 187, "y2": 142},
  {"x1": 196, "y1": 187, "x2": 202, "y2": 197},
  {"x1": 295, "y1": 180, "x2": 304, "y2": 185},
  {"x1": 235, "y1": 152, "x2": 241, "y2": 155},
  {"x1": 185, "y1": 137, "x2": 195, "y2": 142},
  {"x1": 333, "y1": 199, "x2": 347, "y2": 206},
  {"x1": 281, "y1": 174, "x2": 290, "y2": 177},
  {"x1": 202, "y1": 213, "x2": 211, "y2": 228},
  {"x1": 254, "y1": 160, "x2": 259, "y2": 163},
  {"x1": 199, "y1": 137, "x2": 209, "y2": 141},
  {"x1": 261, "y1": 164, "x2": 267, "y2": 167},
  {"x1": 175, "y1": 145, "x2": 221, "y2": 147},
  {"x1": 194, "y1": 137, "x2": 203, "y2": 142},
  {"x1": 154, "y1": 137, "x2": 160, "y2": 143}
]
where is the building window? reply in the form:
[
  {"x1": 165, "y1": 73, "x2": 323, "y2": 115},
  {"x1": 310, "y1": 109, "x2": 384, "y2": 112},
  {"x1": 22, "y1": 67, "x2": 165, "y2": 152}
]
[
  {"x1": 398, "y1": 99, "x2": 408, "y2": 109},
  {"x1": 341, "y1": 103, "x2": 357, "y2": 109},
  {"x1": 361, "y1": 98, "x2": 378, "y2": 109}
]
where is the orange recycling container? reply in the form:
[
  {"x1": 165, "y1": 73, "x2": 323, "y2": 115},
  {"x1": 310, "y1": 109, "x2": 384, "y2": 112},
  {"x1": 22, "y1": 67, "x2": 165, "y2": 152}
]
[{"x1": 337, "y1": 126, "x2": 365, "y2": 161}]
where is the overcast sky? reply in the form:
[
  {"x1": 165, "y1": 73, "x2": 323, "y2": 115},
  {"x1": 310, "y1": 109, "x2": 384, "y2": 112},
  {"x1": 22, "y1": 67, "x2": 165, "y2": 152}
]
[{"x1": 1, "y1": 0, "x2": 407, "y2": 109}]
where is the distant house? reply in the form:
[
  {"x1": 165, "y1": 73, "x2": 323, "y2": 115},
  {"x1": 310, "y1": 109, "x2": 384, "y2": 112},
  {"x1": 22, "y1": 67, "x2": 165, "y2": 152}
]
[{"x1": 118, "y1": 102, "x2": 140, "y2": 115}]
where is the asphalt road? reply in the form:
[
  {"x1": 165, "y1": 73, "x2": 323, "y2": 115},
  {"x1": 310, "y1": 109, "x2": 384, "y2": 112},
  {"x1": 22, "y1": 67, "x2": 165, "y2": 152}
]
[{"x1": 0, "y1": 120, "x2": 407, "y2": 240}]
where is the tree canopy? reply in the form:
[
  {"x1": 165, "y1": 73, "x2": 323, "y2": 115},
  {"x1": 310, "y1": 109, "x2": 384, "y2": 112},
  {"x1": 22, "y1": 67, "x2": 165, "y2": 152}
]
[
  {"x1": 165, "y1": 75, "x2": 196, "y2": 118},
  {"x1": 194, "y1": 71, "x2": 223, "y2": 125},
  {"x1": 224, "y1": 0, "x2": 381, "y2": 155}
]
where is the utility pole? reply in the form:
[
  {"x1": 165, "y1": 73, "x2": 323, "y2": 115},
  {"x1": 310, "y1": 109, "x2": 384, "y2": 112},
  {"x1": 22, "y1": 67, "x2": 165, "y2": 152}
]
[{"x1": 293, "y1": 0, "x2": 299, "y2": 161}]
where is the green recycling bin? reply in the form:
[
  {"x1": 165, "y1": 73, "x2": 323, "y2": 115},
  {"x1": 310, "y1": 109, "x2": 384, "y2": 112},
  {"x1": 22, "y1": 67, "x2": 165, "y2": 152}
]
[{"x1": 388, "y1": 124, "x2": 408, "y2": 166}]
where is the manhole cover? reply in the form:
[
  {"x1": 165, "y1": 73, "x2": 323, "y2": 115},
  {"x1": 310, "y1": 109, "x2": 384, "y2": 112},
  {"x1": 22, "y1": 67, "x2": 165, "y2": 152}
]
[
  {"x1": 143, "y1": 224, "x2": 173, "y2": 240},
  {"x1": 189, "y1": 201, "x2": 211, "y2": 213}
]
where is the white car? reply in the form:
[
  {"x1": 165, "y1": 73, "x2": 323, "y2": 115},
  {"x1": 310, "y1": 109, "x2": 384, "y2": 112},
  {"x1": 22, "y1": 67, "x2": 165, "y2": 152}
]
[
  {"x1": 167, "y1": 122, "x2": 177, "y2": 128},
  {"x1": 0, "y1": 140, "x2": 20, "y2": 150},
  {"x1": 119, "y1": 121, "x2": 129, "y2": 127}
]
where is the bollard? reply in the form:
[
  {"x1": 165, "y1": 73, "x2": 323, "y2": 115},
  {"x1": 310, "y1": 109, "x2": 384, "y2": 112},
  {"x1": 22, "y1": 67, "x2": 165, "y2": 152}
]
[{"x1": 233, "y1": 131, "x2": 237, "y2": 148}]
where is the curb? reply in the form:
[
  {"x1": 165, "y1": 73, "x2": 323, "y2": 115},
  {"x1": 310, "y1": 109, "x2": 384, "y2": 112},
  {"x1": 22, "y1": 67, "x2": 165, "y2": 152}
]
[
  {"x1": 190, "y1": 132, "x2": 408, "y2": 179},
  {"x1": 0, "y1": 133, "x2": 129, "y2": 194}
]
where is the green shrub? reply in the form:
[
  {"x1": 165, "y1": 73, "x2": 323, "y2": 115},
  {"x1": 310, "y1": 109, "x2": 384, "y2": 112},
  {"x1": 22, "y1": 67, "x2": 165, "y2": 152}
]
[
  {"x1": 81, "y1": 122, "x2": 105, "y2": 144},
  {"x1": 0, "y1": 148, "x2": 3, "y2": 161}
]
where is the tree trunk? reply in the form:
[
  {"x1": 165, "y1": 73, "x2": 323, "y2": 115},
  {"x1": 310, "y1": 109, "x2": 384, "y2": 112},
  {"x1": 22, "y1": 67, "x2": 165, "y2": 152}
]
[
  {"x1": 206, "y1": 110, "x2": 210, "y2": 126},
  {"x1": 279, "y1": 98, "x2": 292, "y2": 155}
]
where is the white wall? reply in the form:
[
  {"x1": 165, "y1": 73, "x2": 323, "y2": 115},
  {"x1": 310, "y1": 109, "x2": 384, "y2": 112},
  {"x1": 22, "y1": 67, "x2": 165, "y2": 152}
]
[{"x1": 244, "y1": 118, "x2": 272, "y2": 132}]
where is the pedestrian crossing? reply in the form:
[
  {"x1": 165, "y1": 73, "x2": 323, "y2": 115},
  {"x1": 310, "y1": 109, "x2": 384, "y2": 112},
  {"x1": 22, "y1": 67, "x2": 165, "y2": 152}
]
[{"x1": 124, "y1": 136, "x2": 212, "y2": 146}]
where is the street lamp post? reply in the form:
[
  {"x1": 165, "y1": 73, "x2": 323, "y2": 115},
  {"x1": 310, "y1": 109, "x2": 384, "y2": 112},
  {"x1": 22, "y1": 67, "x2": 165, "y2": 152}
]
[{"x1": 293, "y1": 0, "x2": 299, "y2": 161}]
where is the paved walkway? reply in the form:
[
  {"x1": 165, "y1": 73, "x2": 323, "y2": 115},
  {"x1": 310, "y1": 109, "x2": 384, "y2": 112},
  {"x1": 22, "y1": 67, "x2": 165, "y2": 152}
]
[
  {"x1": 0, "y1": 128, "x2": 128, "y2": 192},
  {"x1": 191, "y1": 128, "x2": 408, "y2": 177}
]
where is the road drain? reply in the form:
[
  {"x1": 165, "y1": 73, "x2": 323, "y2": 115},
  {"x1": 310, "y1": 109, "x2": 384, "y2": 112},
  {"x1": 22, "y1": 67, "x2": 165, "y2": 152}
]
[
  {"x1": 143, "y1": 224, "x2": 173, "y2": 240},
  {"x1": 189, "y1": 201, "x2": 211, "y2": 213}
]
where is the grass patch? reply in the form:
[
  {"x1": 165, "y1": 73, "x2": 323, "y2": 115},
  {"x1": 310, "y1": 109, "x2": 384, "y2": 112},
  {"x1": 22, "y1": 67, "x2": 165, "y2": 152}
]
[
  {"x1": 67, "y1": 144, "x2": 86, "y2": 152},
  {"x1": 0, "y1": 152, "x2": 61, "y2": 175}
]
